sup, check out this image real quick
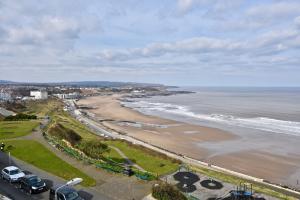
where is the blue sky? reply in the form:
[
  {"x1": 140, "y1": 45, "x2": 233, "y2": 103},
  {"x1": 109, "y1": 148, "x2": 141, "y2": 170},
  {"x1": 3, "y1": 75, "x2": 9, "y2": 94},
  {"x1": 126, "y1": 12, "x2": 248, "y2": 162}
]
[{"x1": 0, "y1": 0, "x2": 300, "y2": 86}]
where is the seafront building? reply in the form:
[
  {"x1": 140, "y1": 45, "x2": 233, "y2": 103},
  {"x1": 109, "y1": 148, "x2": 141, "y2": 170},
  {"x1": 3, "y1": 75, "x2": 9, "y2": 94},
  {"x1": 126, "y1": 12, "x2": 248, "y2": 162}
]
[
  {"x1": 54, "y1": 92, "x2": 80, "y2": 100},
  {"x1": 30, "y1": 90, "x2": 48, "y2": 100}
]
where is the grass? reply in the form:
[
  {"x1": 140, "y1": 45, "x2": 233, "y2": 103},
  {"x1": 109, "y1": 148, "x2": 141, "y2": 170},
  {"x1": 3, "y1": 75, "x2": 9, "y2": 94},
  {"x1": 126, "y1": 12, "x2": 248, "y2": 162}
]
[
  {"x1": 191, "y1": 166, "x2": 298, "y2": 200},
  {"x1": 104, "y1": 140, "x2": 179, "y2": 176},
  {"x1": 23, "y1": 99, "x2": 63, "y2": 117},
  {"x1": 2, "y1": 139, "x2": 96, "y2": 187},
  {"x1": 54, "y1": 112, "x2": 98, "y2": 140},
  {"x1": 103, "y1": 147, "x2": 126, "y2": 163},
  {"x1": 0, "y1": 121, "x2": 39, "y2": 139}
]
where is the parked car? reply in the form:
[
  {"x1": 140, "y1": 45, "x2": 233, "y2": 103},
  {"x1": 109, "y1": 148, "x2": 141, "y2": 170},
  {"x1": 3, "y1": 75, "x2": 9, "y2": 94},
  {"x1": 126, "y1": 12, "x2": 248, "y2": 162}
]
[
  {"x1": 49, "y1": 185, "x2": 84, "y2": 200},
  {"x1": 1, "y1": 166, "x2": 25, "y2": 183},
  {"x1": 19, "y1": 174, "x2": 47, "y2": 194}
]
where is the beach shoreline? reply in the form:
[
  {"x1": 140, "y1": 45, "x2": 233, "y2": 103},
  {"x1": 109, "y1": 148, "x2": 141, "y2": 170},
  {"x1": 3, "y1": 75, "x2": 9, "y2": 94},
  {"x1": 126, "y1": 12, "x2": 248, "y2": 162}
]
[{"x1": 77, "y1": 94, "x2": 300, "y2": 189}]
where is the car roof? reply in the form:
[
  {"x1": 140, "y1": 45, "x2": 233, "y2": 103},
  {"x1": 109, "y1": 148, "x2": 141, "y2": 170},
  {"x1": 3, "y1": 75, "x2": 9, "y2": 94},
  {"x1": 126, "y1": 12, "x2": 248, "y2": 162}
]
[
  {"x1": 51, "y1": 185, "x2": 77, "y2": 194},
  {"x1": 4, "y1": 166, "x2": 20, "y2": 171},
  {"x1": 23, "y1": 174, "x2": 37, "y2": 179}
]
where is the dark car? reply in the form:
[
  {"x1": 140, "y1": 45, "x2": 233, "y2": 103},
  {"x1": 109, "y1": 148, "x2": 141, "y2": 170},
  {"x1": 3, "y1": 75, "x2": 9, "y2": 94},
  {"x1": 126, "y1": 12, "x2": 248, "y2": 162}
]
[
  {"x1": 19, "y1": 174, "x2": 47, "y2": 194},
  {"x1": 49, "y1": 185, "x2": 84, "y2": 200}
]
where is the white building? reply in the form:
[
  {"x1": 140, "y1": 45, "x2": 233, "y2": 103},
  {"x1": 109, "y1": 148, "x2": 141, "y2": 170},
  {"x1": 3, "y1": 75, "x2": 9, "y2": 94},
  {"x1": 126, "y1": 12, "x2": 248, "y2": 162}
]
[
  {"x1": 30, "y1": 91, "x2": 48, "y2": 100},
  {"x1": 54, "y1": 92, "x2": 80, "y2": 100},
  {"x1": 0, "y1": 92, "x2": 11, "y2": 101}
]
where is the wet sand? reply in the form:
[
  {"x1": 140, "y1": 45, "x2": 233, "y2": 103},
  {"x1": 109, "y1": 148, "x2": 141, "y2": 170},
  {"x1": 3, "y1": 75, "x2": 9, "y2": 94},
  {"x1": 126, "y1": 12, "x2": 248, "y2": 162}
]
[{"x1": 78, "y1": 95, "x2": 300, "y2": 188}]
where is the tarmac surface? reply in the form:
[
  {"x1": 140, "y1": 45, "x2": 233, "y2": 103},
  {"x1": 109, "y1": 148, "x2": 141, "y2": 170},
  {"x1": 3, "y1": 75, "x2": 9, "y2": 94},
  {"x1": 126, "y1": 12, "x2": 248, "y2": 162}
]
[{"x1": 0, "y1": 151, "x2": 112, "y2": 200}]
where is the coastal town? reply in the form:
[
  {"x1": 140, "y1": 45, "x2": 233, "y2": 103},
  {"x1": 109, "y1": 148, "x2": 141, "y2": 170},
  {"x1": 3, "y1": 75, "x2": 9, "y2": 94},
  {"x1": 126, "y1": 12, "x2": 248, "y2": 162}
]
[{"x1": 0, "y1": 81, "x2": 299, "y2": 200}]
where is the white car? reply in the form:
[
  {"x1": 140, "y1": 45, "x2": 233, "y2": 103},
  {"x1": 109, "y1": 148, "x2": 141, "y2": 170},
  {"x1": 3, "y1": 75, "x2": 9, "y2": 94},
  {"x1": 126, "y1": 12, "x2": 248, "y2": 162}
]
[{"x1": 1, "y1": 166, "x2": 25, "y2": 182}]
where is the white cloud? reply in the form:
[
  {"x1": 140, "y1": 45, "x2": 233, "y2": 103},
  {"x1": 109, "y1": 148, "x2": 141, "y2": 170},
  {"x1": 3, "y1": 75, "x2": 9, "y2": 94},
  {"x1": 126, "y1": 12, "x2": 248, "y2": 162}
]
[
  {"x1": 246, "y1": 2, "x2": 300, "y2": 22},
  {"x1": 0, "y1": 0, "x2": 300, "y2": 85},
  {"x1": 295, "y1": 16, "x2": 300, "y2": 28},
  {"x1": 177, "y1": 0, "x2": 196, "y2": 13}
]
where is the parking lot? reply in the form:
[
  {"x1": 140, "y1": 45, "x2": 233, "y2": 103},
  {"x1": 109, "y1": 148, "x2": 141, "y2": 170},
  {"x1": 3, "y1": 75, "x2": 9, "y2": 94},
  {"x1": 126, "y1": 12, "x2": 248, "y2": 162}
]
[{"x1": 0, "y1": 151, "x2": 110, "y2": 200}]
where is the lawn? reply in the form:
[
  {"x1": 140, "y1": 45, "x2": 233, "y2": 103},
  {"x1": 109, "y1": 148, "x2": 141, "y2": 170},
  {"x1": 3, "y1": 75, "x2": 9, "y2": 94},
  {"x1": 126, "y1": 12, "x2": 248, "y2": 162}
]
[
  {"x1": 104, "y1": 140, "x2": 179, "y2": 176},
  {"x1": 191, "y1": 166, "x2": 297, "y2": 200},
  {"x1": 103, "y1": 147, "x2": 126, "y2": 163},
  {"x1": 24, "y1": 99, "x2": 63, "y2": 117},
  {"x1": 2, "y1": 140, "x2": 96, "y2": 187},
  {"x1": 0, "y1": 121, "x2": 39, "y2": 139}
]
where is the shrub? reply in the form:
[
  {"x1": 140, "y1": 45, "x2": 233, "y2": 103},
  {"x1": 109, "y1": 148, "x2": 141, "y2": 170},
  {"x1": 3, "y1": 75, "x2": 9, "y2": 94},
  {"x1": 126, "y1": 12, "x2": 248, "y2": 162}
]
[
  {"x1": 48, "y1": 123, "x2": 82, "y2": 145},
  {"x1": 152, "y1": 183, "x2": 187, "y2": 200},
  {"x1": 77, "y1": 140, "x2": 109, "y2": 159},
  {"x1": 4, "y1": 113, "x2": 37, "y2": 121}
]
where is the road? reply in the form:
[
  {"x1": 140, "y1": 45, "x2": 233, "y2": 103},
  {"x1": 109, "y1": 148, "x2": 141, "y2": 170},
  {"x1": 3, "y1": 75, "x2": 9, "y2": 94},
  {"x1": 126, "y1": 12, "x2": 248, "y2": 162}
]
[{"x1": 0, "y1": 150, "x2": 111, "y2": 200}]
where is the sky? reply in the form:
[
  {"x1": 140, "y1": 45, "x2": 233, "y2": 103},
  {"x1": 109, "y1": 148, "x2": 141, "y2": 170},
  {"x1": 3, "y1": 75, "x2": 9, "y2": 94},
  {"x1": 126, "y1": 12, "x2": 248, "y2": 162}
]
[{"x1": 0, "y1": 0, "x2": 300, "y2": 86}]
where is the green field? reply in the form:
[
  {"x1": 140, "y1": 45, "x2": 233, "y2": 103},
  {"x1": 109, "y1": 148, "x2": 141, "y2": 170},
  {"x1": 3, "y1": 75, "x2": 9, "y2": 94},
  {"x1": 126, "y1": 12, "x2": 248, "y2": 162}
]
[
  {"x1": 0, "y1": 121, "x2": 39, "y2": 139},
  {"x1": 3, "y1": 140, "x2": 96, "y2": 187},
  {"x1": 105, "y1": 140, "x2": 179, "y2": 176}
]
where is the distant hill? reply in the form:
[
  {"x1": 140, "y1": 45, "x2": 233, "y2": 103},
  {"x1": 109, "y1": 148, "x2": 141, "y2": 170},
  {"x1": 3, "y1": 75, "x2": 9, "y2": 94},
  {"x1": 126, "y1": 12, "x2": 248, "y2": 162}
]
[
  {"x1": 0, "y1": 80, "x2": 14, "y2": 84},
  {"x1": 0, "y1": 80, "x2": 164, "y2": 88},
  {"x1": 56, "y1": 81, "x2": 163, "y2": 88}
]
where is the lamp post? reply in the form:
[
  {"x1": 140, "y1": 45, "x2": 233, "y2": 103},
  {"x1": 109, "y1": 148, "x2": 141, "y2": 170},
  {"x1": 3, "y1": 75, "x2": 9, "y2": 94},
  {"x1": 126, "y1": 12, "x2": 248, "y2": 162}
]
[{"x1": 55, "y1": 178, "x2": 83, "y2": 199}]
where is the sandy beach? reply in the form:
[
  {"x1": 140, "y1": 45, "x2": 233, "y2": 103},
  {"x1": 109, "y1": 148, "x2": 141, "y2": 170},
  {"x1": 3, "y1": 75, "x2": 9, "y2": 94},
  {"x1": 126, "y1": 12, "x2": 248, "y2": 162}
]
[{"x1": 78, "y1": 95, "x2": 300, "y2": 188}]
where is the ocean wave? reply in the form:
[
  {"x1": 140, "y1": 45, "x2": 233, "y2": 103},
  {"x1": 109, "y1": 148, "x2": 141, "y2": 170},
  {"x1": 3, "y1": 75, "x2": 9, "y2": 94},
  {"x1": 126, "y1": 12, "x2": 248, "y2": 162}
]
[{"x1": 123, "y1": 101, "x2": 300, "y2": 136}]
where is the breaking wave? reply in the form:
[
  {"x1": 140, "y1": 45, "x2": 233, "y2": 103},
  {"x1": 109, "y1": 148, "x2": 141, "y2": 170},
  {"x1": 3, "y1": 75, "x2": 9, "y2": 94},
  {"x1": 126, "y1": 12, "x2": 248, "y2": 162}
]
[{"x1": 123, "y1": 101, "x2": 300, "y2": 136}]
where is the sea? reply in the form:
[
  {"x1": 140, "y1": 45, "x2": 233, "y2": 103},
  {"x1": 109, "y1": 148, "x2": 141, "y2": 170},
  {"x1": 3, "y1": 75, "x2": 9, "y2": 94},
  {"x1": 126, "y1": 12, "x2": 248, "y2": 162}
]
[
  {"x1": 122, "y1": 87, "x2": 300, "y2": 156},
  {"x1": 122, "y1": 87, "x2": 300, "y2": 187}
]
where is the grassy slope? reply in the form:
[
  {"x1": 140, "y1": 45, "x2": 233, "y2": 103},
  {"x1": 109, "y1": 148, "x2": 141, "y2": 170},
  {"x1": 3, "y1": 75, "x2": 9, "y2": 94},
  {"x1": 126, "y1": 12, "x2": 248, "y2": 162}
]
[
  {"x1": 23, "y1": 99, "x2": 63, "y2": 117},
  {"x1": 3, "y1": 140, "x2": 96, "y2": 187},
  {"x1": 104, "y1": 140, "x2": 179, "y2": 176},
  {"x1": 49, "y1": 108, "x2": 179, "y2": 175},
  {"x1": 0, "y1": 121, "x2": 39, "y2": 139}
]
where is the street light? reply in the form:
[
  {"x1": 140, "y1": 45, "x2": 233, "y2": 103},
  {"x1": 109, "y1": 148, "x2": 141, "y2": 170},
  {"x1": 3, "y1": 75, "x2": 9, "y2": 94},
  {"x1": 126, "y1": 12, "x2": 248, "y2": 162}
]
[{"x1": 55, "y1": 178, "x2": 83, "y2": 199}]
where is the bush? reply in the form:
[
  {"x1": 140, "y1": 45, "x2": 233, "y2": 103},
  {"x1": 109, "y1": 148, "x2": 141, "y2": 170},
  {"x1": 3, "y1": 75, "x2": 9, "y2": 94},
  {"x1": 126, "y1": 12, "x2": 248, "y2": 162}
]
[
  {"x1": 77, "y1": 140, "x2": 109, "y2": 159},
  {"x1": 152, "y1": 183, "x2": 187, "y2": 200},
  {"x1": 48, "y1": 123, "x2": 82, "y2": 145},
  {"x1": 4, "y1": 113, "x2": 37, "y2": 121}
]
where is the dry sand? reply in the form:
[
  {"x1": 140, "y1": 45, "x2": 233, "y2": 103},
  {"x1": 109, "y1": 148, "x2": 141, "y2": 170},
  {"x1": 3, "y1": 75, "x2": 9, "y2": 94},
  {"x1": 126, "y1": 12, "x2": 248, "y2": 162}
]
[{"x1": 78, "y1": 95, "x2": 300, "y2": 187}]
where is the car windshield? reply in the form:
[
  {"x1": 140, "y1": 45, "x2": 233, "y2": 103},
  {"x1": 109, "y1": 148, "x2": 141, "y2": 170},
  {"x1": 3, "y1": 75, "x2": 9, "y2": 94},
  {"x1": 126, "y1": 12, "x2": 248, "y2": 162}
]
[
  {"x1": 9, "y1": 169, "x2": 21, "y2": 175},
  {"x1": 65, "y1": 191, "x2": 79, "y2": 200},
  {"x1": 28, "y1": 176, "x2": 41, "y2": 184}
]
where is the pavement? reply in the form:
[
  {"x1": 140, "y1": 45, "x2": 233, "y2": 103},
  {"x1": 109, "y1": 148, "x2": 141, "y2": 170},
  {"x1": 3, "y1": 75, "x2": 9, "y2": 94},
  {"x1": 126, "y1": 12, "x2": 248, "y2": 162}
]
[{"x1": 163, "y1": 169, "x2": 278, "y2": 200}]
